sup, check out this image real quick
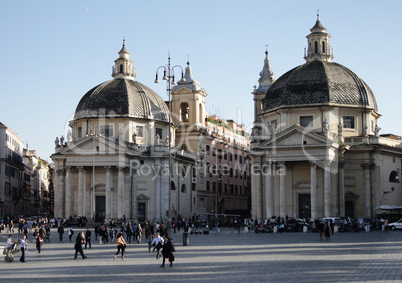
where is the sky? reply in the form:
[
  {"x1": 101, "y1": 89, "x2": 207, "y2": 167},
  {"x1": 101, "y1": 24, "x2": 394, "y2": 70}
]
[{"x1": 1, "y1": 0, "x2": 401, "y2": 161}]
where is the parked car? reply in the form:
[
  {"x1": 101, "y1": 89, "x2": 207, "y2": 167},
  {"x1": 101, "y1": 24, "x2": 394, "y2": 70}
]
[
  {"x1": 64, "y1": 217, "x2": 87, "y2": 227},
  {"x1": 285, "y1": 219, "x2": 309, "y2": 232},
  {"x1": 387, "y1": 219, "x2": 402, "y2": 230}
]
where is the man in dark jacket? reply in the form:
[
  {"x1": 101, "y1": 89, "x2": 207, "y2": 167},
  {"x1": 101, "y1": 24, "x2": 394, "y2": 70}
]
[
  {"x1": 57, "y1": 225, "x2": 64, "y2": 241},
  {"x1": 160, "y1": 236, "x2": 175, "y2": 268},
  {"x1": 85, "y1": 228, "x2": 92, "y2": 249}
]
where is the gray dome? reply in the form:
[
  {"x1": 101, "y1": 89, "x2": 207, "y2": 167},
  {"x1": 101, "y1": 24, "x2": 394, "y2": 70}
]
[
  {"x1": 74, "y1": 78, "x2": 169, "y2": 122},
  {"x1": 263, "y1": 60, "x2": 378, "y2": 112}
]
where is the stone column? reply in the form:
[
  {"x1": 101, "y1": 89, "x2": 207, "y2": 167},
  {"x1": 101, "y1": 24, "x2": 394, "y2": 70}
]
[
  {"x1": 265, "y1": 161, "x2": 273, "y2": 219},
  {"x1": 65, "y1": 167, "x2": 72, "y2": 218},
  {"x1": 310, "y1": 162, "x2": 317, "y2": 220},
  {"x1": 324, "y1": 161, "x2": 331, "y2": 217},
  {"x1": 362, "y1": 163, "x2": 371, "y2": 217},
  {"x1": 105, "y1": 166, "x2": 112, "y2": 220},
  {"x1": 78, "y1": 167, "x2": 84, "y2": 216},
  {"x1": 250, "y1": 156, "x2": 262, "y2": 220},
  {"x1": 118, "y1": 167, "x2": 125, "y2": 219},
  {"x1": 338, "y1": 162, "x2": 345, "y2": 217},
  {"x1": 56, "y1": 169, "x2": 65, "y2": 219},
  {"x1": 131, "y1": 168, "x2": 137, "y2": 222},
  {"x1": 278, "y1": 161, "x2": 286, "y2": 218}
]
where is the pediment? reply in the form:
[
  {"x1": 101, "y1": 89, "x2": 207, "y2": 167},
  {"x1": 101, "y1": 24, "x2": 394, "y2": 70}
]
[
  {"x1": 260, "y1": 125, "x2": 333, "y2": 148},
  {"x1": 58, "y1": 136, "x2": 125, "y2": 155},
  {"x1": 137, "y1": 193, "x2": 150, "y2": 200}
]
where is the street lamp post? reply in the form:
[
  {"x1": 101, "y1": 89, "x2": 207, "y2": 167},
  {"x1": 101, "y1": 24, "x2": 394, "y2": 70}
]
[{"x1": 154, "y1": 55, "x2": 184, "y2": 230}]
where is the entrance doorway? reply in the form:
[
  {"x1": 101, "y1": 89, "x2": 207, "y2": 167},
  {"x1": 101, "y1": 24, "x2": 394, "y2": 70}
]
[
  {"x1": 298, "y1": 194, "x2": 311, "y2": 219},
  {"x1": 345, "y1": 201, "x2": 354, "y2": 218},
  {"x1": 138, "y1": 203, "x2": 146, "y2": 222},
  {"x1": 95, "y1": 196, "x2": 105, "y2": 222}
]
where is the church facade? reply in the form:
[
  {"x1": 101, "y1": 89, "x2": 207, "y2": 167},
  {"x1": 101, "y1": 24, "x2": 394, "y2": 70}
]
[
  {"x1": 52, "y1": 42, "x2": 197, "y2": 223},
  {"x1": 250, "y1": 16, "x2": 402, "y2": 221}
]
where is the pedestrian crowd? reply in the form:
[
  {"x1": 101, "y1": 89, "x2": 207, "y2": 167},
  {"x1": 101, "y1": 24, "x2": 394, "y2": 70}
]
[{"x1": 3, "y1": 215, "x2": 175, "y2": 267}]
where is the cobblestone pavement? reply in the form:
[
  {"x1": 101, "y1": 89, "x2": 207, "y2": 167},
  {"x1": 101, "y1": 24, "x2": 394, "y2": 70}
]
[{"x1": 0, "y1": 227, "x2": 401, "y2": 282}]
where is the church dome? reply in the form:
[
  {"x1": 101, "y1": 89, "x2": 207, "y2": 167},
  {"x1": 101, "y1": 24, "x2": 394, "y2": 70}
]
[
  {"x1": 74, "y1": 41, "x2": 169, "y2": 122},
  {"x1": 263, "y1": 60, "x2": 377, "y2": 112},
  {"x1": 74, "y1": 79, "x2": 169, "y2": 122},
  {"x1": 263, "y1": 16, "x2": 378, "y2": 113}
]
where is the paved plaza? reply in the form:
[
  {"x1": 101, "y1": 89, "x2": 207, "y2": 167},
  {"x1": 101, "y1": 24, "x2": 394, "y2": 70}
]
[{"x1": 0, "y1": 227, "x2": 401, "y2": 282}]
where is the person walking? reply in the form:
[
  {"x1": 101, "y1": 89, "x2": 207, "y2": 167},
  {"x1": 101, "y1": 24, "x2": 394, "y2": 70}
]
[
  {"x1": 33, "y1": 228, "x2": 43, "y2": 253},
  {"x1": 74, "y1": 231, "x2": 87, "y2": 260},
  {"x1": 9, "y1": 220, "x2": 14, "y2": 233},
  {"x1": 114, "y1": 232, "x2": 127, "y2": 260},
  {"x1": 137, "y1": 224, "x2": 143, "y2": 244},
  {"x1": 85, "y1": 228, "x2": 91, "y2": 249},
  {"x1": 150, "y1": 232, "x2": 164, "y2": 259},
  {"x1": 324, "y1": 221, "x2": 331, "y2": 240},
  {"x1": 318, "y1": 220, "x2": 324, "y2": 240},
  {"x1": 58, "y1": 225, "x2": 64, "y2": 241},
  {"x1": 126, "y1": 223, "x2": 133, "y2": 244},
  {"x1": 68, "y1": 227, "x2": 74, "y2": 241},
  {"x1": 94, "y1": 224, "x2": 99, "y2": 241},
  {"x1": 5, "y1": 234, "x2": 17, "y2": 258},
  {"x1": 160, "y1": 236, "x2": 175, "y2": 268},
  {"x1": 19, "y1": 235, "x2": 29, "y2": 262},
  {"x1": 147, "y1": 229, "x2": 153, "y2": 252}
]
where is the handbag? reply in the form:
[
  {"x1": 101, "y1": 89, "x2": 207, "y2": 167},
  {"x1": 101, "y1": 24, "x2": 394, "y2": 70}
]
[{"x1": 169, "y1": 253, "x2": 175, "y2": 262}]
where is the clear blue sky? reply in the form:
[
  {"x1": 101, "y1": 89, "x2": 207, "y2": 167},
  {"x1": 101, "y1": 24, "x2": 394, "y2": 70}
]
[{"x1": 1, "y1": 0, "x2": 401, "y2": 161}]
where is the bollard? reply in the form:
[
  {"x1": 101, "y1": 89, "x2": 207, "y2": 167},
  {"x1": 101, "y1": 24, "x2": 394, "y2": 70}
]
[
  {"x1": 273, "y1": 226, "x2": 278, "y2": 233},
  {"x1": 303, "y1": 226, "x2": 308, "y2": 233},
  {"x1": 365, "y1": 225, "x2": 371, "y2": 232},
  {"x1": 183, "y1": 232, "x2": 189, "y2": 246},
  {"x1": 334, "y1": 225, "x2": 338, "y2": 233},
  {"x1": 244, "y1": 226, "x2": 249, "y2": 233}
]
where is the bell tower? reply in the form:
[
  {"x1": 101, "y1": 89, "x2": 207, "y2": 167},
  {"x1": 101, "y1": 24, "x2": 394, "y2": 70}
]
[{"x1": 171, "y1": 62, "x2": 207, "y2": 153}]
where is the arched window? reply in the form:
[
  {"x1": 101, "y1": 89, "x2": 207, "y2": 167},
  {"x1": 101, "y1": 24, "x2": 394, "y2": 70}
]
[
  {"x1": 322, "y1": 41, "x2": 326, "y2": 53},
  {"x1": 119, "y1": 64, "x2": 123, "y2": 73},
  {"x1": 180, "y1": 102, "x2": 189, "y2": 122},
  {"x1": 389, "y1": 171, "x2": 400, "y2": 183},
  {"x1": 181, "y1": 184, "x2": 186, "y2": 193},
  {"x1": 314, "y1": 41, "x2": 318, "y2": 53},
  {"x1": 171, "y1": 181, "x2": 176, "y2": 190}
]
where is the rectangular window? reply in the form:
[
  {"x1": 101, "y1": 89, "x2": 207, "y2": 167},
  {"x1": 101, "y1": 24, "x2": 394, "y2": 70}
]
[
  {"x1": 100, "y1": 125, "x2": 114, "y2": 137},
  {"x1": 155, "y1": 128, "x2": 163, "y2": 139},
  {"x1": 239, "y1": 156, "x2": 243, "y2": 164},
  {"x1": 300, "y1": 116, "x2": 313, "y2": 128},
  {"x1": 206, "y1": 145, "x2": 210, "y2": 156},
  {"x1": 343, "y1": 116, "x2": 355, "y2": 129},
  {"x1": 206, "y1": 181, "x2": 210, "y2": 191},
  {"x1": 78, "y1": 127, "x2": 82, "y2": 138},
  {"x1": 136, "y1": 126, "x2": 144, "y2": 137}
]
